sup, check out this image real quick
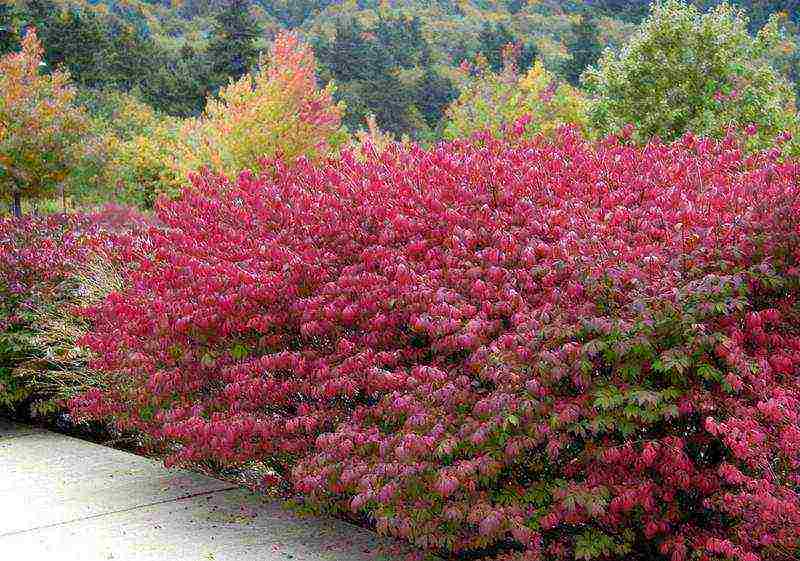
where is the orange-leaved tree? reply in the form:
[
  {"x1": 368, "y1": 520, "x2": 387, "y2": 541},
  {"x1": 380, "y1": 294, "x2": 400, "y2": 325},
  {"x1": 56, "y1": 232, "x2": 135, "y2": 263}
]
[
  {"x1": 176, "y1": 31, "x2": 348, "y2": 181},
  {"x1": 0, "y1": 29, "x2": 89, "y2": 217}
]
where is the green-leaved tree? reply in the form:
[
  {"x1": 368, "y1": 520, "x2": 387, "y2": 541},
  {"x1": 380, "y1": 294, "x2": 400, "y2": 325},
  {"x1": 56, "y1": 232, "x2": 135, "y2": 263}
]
[
  {"x1": 206, "y1": 0, "x2": 262, "y2": 91},
  {"x1": 584, "y1": 0, "x2": 798, "y2": 149}
]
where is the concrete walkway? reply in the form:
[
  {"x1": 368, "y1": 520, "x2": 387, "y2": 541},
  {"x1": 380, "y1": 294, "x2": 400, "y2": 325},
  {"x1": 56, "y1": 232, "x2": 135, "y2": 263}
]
[{"x1": 0, "y1": 418, "x2": 404, "y2": 561}]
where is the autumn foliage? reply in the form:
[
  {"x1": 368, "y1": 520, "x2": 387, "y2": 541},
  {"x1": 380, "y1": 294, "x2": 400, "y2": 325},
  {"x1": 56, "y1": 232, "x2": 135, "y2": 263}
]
[
  {"x1": 0, "y1": 28, "x2": 89, "y2": 215},
  {"x1": 91, "y1": 31, "x2": 348, "y2": 209},
  {"x1": 0, "y1": 206, "x2": 150, "y2": 412},
  {"x1": 175, "y1": 31, "x2": 347, "y2": 181},
  {"x1": 444, "y1": 48, "x2": 587, "y2": 143},
  {"x1": 69, "y1": 129, "x2": 800, "y2": 561}
]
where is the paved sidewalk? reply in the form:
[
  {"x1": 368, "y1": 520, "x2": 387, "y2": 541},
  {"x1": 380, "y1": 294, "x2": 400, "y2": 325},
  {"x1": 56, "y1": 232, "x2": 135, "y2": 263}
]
[{"x1": 0, "y1": 418, "x2": 402, "y2": 561}]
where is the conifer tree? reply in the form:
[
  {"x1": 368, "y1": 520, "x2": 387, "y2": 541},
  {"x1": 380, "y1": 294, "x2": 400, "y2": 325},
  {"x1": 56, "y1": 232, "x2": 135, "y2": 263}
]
[
  {"x1": 565, "y1": 13, "x2": 603, "y2": 86},
  {"x1": 206, "y1": 0, "x2": 261, "y2": 90},
  {"x1": 0, "y1": 3, "x2": 19, "y2": 56},
  {"x1": 478, "y1": 22, "x2": 515, "y2": 72}
]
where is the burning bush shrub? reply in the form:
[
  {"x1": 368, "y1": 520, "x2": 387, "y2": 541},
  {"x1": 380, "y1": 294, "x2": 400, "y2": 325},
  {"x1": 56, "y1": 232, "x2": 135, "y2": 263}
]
[
  {"x1": 0, "y1": 205, "x2": 150, "y2": 415},
  {"x1": 71, "y1": 129, "x2": 799, "y2": 561}
]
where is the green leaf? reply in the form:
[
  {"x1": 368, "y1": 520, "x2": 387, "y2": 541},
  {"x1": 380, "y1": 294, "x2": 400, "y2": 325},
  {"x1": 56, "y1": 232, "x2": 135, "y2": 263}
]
[
  {"x1": 168, "y1": 344, "x2": 183, "y2": 360},
  {"x1": 231, "y1": 343, "x2": 248, "y2": 361},
  {"x1": 138, "y1": 404, "x2": 155, "y2": 422},
  {"x1": 697, "y1": 363, "x2": 722, "y2": 381},
  {"x1": 618, "y1": 419, "x2": 636, "y2": 436},
  {"x1": 574, "y1": 529, "x2": 615, "y2": 560},
  {"x1": 623, "y1": 404, "x2": 640, "y2": 419}
]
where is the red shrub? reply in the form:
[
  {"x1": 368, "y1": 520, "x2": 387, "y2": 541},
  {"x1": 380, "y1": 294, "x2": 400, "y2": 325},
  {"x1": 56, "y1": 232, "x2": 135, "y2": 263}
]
[
  {"x1": 1, "y1": 205, "x2": 152, "y2": 409},
  {"x1": 0, "y1": 204, "x2": 151, "y2": 316},
  {"x1": 71, "y1": 130, "x2": 800, "y2": 561},
  {"x1": 0, "y1": 213, "x2": 87, "y2": 311}
]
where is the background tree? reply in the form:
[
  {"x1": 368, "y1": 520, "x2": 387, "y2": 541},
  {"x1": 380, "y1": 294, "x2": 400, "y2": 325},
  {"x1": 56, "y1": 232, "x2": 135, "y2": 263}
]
[
  {"x1": 443, "y1": 53, "x2": 587, "y2": 142},
  {"x1": 507, "y1": 0, "x2": 526, "y2": 14},
  {"x1": 6, "y1": 0, "x2": 800, "y2": 144},
  {"x1": 695, "y1": 0, "x2": 800, "y2": 30},
  {"x1": 374, "y1": 14, "x2": 429, "y2": 68},
  {"x1": 21, "y1": 0, "x2": 111, "y2": 88},
  {"x1": 478, "y1": 22, "x2": 516, "y2": 72},
  {"x1": 87, "y1": 90, "x2": 183, "y2": 208},
  {"x1": 590, "y1": 0, "x2": 651, "y2": 21},
  {"x1": 0, "y1": 2, "x2": 20, "y2": 56},
  {"x1": 141, "y1": 44, "x2": 211, "y2": 117},
  {"x1": 16, "y1": 0, "x2": 203, "y2": 118},
  {"x1": 565, "y1": 12, "x2": 603, "y2": 86},
  {"x1": 206, "y1": 0, "x2": 262, "y2": 91},
  {"x1": 261, "y1": 0, "x2": 336, "y2": 28},
  {"x1": 317, "y1": 17, "x2": 389, "y2": 84},
  {"x1": 316, "y1": 15, "x2": 433, "y2": 137},
  {"x1": 176, "y1": 32, "x2": 347, "y2": 181},
  {"x1": 584, "y1": 0, "x2": 798, "y2": 148},
  {"x1": 414, "y1": 67, "x2": 458, "y2": 131},
  {"x1": 0, "y1": 29, "x2": 89, "y2": 216}
]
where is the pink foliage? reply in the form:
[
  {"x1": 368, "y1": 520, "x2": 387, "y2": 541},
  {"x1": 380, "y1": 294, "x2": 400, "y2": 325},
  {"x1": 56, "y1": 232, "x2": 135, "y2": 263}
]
[
  {"x1": 0, "y1": 205, "x2": 149, "y2": 314},
  {"x1": 70, "y1": 129, "x2": 800, "y2": 560}
]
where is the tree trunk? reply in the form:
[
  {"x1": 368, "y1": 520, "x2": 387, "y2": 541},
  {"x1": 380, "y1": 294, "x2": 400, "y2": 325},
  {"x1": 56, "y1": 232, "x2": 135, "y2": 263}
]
[{"x1": 12, "y1": 191, "x2": 21, "y2": 218}]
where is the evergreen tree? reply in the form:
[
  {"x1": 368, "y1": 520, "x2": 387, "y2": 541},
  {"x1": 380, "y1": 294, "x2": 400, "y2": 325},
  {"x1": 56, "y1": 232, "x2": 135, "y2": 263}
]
[
  {"x1": 450, "y1": 37, "x2": 470, "y2": 66},
  {"x1": 0, "y1": 3, "x2": 19, "y2": 56},
  {"x1": 565, "y1": 13, "x2": 603, "y2": 86},
  {"x1": 20, "y1": 0, "x2": 112, "y2": 85},
  {"x1": 104, "y1": 21, "x2": 161, "y2": 92},
  {"x1": 518, "y1": 41, "x2": 538, "y2": 72},
  {"x1": 374, "y1": 14, "x2": 426, "y2": 68},
  {"x1": 478, "y1": 22, "x2": 515, "y2": 72},
  {"x1": 415, "y1": 67, "x2": 457, "y2": 129},
  {"x1": 206, "y1": 0, "x2": 261, "y2": 89},
  {"x1": 262, "y1": 0, "x2": 336, "y2": 28},
  {"x1": 18, "y1": 0, "x2": 164, "y2": 97},
  {"x1": 142, "y1": 44, "x2": 210, "y2": 117},
  {"x1": 318, "y1": 17, "x2": 423, "y2": 136},
  {"x1": 507, "y1": 0, "x2": 526, "y2": 14},
  {"x1": 590, "y1": 0, "x2": 650, "y2": 21},
  {"x1": 343, "y1": 73, "x2": 414, "y2": 137},
  {"x1": 320, "y1": 17, "x2": 392, "y2": 83}
]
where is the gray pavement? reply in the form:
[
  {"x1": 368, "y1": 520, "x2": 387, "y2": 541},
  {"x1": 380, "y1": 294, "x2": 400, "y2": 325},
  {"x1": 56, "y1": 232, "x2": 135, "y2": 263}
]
[{"x1": 0, "y1": 419, "x2": 407, "y2": 561}]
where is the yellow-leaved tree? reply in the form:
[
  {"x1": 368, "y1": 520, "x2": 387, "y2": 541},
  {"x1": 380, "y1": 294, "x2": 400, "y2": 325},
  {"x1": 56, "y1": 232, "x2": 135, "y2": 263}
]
[
  {"x1": 97, "y1": 91, "x2": 184, "y2": 208},
  {"x1": 175, "y1": 31, "x2": 348, "y2": 181},
  {"x1": 443, "y1": 48, "x2": 587, "y2": 142},
  {"x1": 0, "y1": 29, "x2": 89, "y2": 216}
]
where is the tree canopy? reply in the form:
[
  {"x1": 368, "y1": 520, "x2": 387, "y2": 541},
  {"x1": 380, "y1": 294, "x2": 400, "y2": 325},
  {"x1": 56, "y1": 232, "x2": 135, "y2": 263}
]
[
  {"x1": 0, "y1": 29, "x2": 89, "y2": 216},
  {"x1": 584, "y1": 0, "x2": 798, "y2": 147}
]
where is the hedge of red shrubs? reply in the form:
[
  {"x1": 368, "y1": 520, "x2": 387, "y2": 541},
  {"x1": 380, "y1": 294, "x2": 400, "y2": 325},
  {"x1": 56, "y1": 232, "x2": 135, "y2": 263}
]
[
  {"x1": 70, "y1": 129, "x2": 799, "y2": 561},
  {"x1": 0, "y1": 204, "x2": 151, "y2": 301},
  {"x1": 0, "y1": 205, "x2": 152, "y2": 410}
]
